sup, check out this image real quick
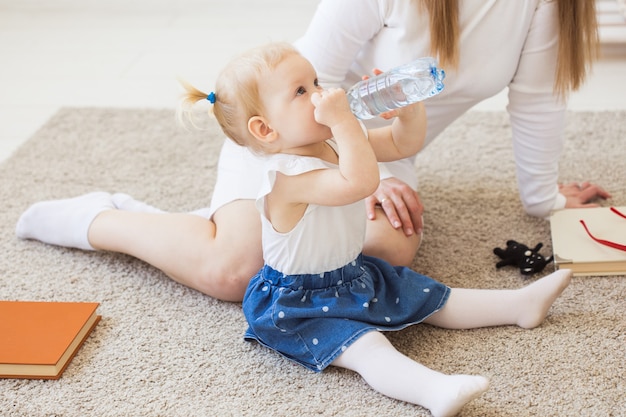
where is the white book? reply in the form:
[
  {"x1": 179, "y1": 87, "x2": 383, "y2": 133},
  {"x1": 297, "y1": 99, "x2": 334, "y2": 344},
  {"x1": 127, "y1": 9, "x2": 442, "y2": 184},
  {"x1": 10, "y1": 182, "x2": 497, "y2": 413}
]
[{"x1": 550, "y1": 206, "x2": 626, "y2": 276}]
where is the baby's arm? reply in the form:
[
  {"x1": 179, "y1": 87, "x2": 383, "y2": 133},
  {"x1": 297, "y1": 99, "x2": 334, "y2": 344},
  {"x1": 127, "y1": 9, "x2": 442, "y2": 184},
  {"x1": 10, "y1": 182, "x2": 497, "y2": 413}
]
[
  {"x1": 273, "y1": 89, "x2": 379, "y2": 210},
  {"x1": 314, "y1": 88, "x2": 379, "y2": 198},
  {"x1": 367, "y1": 102, "x2": 427, "y2": 162}
]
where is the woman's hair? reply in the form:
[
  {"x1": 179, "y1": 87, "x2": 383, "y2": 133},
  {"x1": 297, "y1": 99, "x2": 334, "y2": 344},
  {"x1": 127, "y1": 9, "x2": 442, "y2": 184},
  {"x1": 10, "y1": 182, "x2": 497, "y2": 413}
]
[
  {"x1": 421, "y1": 0, "x2": 599, "y2": 98},
  {"x1": 177, "y1": 42, "x2": 300, "y2": 152}
]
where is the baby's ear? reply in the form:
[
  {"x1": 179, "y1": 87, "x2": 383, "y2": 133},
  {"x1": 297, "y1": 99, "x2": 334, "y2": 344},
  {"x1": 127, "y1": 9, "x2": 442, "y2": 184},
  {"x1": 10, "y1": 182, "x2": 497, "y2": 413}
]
[{"x1": 248, "y1": 116, "x2": 277, "y2": 143}]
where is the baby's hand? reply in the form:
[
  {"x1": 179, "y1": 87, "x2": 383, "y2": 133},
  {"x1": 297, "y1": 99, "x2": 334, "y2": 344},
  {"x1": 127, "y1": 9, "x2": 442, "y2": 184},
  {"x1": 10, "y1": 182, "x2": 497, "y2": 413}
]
[
  {"x1": 390, "y1": 101, "x2": 423, "y2": 120},
  {"x1": 311, "y1": 88, "x2": 353, "y2": 128}
]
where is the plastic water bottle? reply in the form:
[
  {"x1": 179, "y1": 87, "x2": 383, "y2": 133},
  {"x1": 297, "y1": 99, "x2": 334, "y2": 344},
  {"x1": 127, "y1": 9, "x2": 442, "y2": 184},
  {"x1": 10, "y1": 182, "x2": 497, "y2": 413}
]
[{"x1": 347, "y1": 57, "x2": 445, "y2": 120}]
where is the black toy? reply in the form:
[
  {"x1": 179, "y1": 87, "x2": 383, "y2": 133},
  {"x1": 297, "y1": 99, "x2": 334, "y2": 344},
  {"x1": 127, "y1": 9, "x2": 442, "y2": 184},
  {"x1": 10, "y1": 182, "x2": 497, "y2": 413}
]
[{"x1": 493, "y1": 240, "x2": 554, "y2": 276}]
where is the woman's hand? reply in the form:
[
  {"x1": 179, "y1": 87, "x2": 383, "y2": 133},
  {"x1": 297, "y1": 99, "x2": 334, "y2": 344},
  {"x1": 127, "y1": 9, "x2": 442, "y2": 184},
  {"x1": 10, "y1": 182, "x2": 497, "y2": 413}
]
[
  {"x1": 361, "y1": 68, "x2": 396, "y2": 120},
  {"x1": 361, "y1": 68, "x2": 423, "y2": 121},
  {"x1": 559, "y1": 181, "x2": 612, "y2": 208},
  {"x1": 366, "y1": 177, "x2": 424, "y2": 236}
]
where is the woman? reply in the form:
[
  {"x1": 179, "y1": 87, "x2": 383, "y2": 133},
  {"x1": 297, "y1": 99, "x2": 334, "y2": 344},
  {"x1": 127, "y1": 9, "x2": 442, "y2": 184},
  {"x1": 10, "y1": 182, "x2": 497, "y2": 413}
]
[
  {"x1": 16, "y1": 0, "x2": 608, "y2": 302},
  {"x1": 294, "y1": 0, "x2": 610, "y2": 244}
]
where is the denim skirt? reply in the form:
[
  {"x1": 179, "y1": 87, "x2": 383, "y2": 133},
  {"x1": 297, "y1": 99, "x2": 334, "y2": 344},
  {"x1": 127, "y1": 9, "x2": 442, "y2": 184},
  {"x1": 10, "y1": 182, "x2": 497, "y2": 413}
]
[{"x1": 243, "y1": 254, "x2": 450, "y2": 372}]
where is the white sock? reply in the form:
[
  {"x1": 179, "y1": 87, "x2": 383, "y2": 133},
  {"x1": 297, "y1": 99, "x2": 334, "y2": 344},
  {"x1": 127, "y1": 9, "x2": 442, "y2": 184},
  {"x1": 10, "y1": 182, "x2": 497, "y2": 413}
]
[
  {"x1": 333, "y1": 332, "x2": 490, "y2": 416},
  {"x1": 426, "y1": 374, "x2": 490, "y2": 417},
  {"x1": 16, "y1": 192, "x2": 114, "y2": 250},
  {"x1": 111, "y1": 193, "x2": 165, "y2": 214}
]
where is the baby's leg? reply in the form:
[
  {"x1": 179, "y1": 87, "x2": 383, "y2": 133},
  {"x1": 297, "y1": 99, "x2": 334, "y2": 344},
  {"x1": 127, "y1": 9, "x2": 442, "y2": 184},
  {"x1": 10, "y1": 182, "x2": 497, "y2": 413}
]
[
  {"x1": 424, "y1": 269, "x2": 572, "y2": 330},
  {"x1": 332, "y1": 331, "x2": 489, "y2": 417}
]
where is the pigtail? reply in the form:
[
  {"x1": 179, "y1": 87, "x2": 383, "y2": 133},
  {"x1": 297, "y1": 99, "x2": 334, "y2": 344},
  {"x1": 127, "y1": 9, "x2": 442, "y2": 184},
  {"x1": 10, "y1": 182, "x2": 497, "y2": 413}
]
[
  {"x1": 176, "y1": 77, "x2": 215, "y2": 131},
  {"x1": 174, "y1": 43, "x2": 300, "y2": 150}
]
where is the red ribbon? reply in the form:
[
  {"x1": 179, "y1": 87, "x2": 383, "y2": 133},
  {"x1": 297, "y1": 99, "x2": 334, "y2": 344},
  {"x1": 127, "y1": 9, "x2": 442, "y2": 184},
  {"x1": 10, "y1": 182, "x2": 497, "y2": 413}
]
[
  {"x1": 610, "y1": 206, "x2": 626, "y2": 219},
  {"x1": 579, "y1": 207, "x2": 626, "y2": 252}
]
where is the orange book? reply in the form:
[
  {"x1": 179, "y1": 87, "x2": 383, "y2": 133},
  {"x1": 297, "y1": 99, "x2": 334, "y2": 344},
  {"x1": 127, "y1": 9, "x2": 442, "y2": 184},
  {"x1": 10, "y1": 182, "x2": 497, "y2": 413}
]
[{"x1": 0, "y1": 301, "x2": 100, "y2": 379}]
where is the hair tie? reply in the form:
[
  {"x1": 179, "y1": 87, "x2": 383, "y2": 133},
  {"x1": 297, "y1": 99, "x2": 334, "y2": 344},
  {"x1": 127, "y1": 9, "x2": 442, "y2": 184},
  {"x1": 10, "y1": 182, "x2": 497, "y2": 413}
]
[{"x1": 207, "y1": 92, "x2": 216, "y2": 104}]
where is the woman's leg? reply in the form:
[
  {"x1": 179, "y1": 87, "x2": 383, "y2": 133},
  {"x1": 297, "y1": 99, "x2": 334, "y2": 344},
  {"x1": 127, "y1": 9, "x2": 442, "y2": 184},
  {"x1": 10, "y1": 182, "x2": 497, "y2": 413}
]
[
  {"x1": 16, "y1": 194, "x2": 263, "y2": 302},
  {"x1": 332, "y1": 331, "x2": 489, "y2": 417},
  {"x1": 16, "y1": 193, "x2": 422, "y2": 300},
  {"x1": 363, "y1": 206, "x2": 422, "y2": 266},
  {"x1": 90, "y1": 199, "x2": 262, "y2": 301},
  {"x1": 424, "y1": 269, "x2": 572, "y2": 330}
]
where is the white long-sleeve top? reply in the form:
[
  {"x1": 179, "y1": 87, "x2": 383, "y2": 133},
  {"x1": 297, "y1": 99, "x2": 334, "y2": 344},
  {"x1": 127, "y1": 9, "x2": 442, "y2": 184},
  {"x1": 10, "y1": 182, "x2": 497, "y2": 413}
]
[{"x1": 295, "y1": 0, "x2": 568, "y2": 218}]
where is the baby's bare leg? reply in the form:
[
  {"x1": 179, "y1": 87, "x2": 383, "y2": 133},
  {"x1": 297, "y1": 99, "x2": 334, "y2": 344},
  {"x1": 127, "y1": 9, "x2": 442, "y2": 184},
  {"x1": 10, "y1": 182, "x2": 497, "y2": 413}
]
[
  {"x1": 332, "y1": 331, "x2": 489, "y2": 417},
  {"x1": 424, "y1": 269, "x2": 572, "y2": 330}
]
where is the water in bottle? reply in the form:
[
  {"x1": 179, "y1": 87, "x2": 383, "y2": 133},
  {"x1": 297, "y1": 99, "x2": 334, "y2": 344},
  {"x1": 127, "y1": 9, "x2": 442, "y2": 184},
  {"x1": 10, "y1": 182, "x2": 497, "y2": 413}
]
[{"x1": 347, "y1": 57, "x2": 445, "y2": 120}]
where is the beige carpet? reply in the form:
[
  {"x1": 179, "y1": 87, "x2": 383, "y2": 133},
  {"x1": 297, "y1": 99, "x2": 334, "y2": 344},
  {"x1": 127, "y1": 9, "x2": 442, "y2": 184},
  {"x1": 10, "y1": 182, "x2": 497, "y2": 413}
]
[{"x1": 1, "y1": 108, "x2": 624, "y2": 417}]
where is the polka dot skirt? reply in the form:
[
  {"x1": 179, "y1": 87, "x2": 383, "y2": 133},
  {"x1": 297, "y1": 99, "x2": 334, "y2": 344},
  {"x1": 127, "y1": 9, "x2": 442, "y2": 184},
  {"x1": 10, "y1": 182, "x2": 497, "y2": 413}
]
[{"x1": 243, "y1": 254, "x2": 450, "y2": 372}]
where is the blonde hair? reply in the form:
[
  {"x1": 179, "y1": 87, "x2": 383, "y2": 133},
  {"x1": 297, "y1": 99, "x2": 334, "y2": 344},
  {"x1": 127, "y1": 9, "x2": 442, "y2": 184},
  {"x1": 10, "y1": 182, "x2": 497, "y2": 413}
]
[
  {"x1": 177, "y1": 42, "x2": 301, "y2": 152},
  {"x1": 420, "y1": 0, "x2": 598, "y2": 99}
]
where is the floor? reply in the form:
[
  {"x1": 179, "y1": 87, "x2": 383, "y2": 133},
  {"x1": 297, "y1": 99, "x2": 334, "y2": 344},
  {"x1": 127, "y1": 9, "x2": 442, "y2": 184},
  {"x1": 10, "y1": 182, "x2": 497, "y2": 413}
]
[{"x1": 1, "y1": 0, "x2": 625, "y2": 163}]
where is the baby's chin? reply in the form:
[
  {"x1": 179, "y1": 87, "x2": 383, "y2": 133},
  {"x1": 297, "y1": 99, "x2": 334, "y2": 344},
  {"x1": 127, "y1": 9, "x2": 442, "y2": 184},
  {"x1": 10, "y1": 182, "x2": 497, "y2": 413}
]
[{"x1": 311, "y1": 124, "x2": 333, "y2": 140}]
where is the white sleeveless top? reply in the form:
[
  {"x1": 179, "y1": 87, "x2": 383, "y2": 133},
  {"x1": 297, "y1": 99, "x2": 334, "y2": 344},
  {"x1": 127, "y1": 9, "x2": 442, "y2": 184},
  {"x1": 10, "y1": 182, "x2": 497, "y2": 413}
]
[{"x1": 256, "y1": 141, "x2": 365, "y2": 276}]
